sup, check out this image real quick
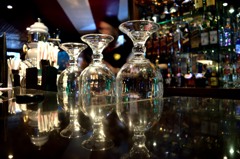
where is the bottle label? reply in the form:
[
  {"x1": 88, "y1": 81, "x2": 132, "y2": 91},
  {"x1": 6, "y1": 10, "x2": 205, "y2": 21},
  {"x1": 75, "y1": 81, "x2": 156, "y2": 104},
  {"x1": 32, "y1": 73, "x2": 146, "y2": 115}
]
[
  {"x1": 209, "y1": 30, "x2": 218, "y2": 44},
  {"x1": 201, "y1": 32, "x2": 209, "y2": 46},
  {"x1": 236, "y1": 44, "x2": 240, "y2": 53},
  {"x1": 195, "y1": 0, "x2": 203, "y2": 9},
  {"x1": 210, "y1": 77, "x2": 218, "y2": 86},
  {"x1": 224, "y1": 67, "x2": 231, "y2": 75},
  {"x1": 174, "y1": 30, "x2": 181, "y2": 42},
  {"x1": 224, "y1": 30, "x2": 232, "y2": 46},
  {"x1": 237, "y1": 67, "x2": 240, "y2": 74},
  {"x1": 206, "y1": 0, "x2": 215, "y2": 6},
  {"x1": 191, "y1": 29, "x2": 200, "y2": 48}
]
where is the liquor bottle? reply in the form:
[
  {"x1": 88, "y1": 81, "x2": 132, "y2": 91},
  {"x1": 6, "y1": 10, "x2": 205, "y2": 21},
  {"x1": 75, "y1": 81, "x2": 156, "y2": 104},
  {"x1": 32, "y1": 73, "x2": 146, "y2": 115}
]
[
  {"x1": 235, "y1": 11, "x2": 240, "y2": 54},
  {"x1": 235, "y1": 54, "x2": 240, "y2": 86},
  {"x1": 208, "y1": 0, "x2": 218, "y2": 47},
  {"x1": 191, "y1": 0, "x2": 206, "y2": 53},
  {"x1": 236, "y1": 36, "x2": 240, "y2": 54},
  {"x1": 181, "y1": 0, "x2": 194, "y2": 17},
  {"x1": 223, "y1": 18, "x2": 232, "y2": 47},
  {"x1": 200, "y1": 14, "x2": 210, "y2": 50},
  {"x1": 209, "y1": 15, "x2": 218, "y2": 47},
  {"x1": 182, "y1": 23, "x2": 191, "y2": 53},
  {"x1": 210, "y1": 66, "x2": 219, "y2": 88},
  {"x1": 204, "y1": 67, "x2": 211, "y2": 87},
  {"x1": 173, "y1": 24, "x2": 182, "y2": 54},
  {"x1": 195, "y1": 63, "x2": 206, "y2": 87},
  {"x1": 175, "y1": 59, "x2": 184, "y2": 87},
  {"x1": 190, "y1": 20, "x2": 201, "y2": 53},
  {"x1": 194, "y1": 0, "x2": 204, "y2": 15},
  {"x1": 223, "y1": 54, "x2": 233, "y2": 88},
  {"x1": 206, "y1": 0, "x2": 216, "y2": 14},
  {"x1": 165, "y1": 62, "x2": 172, "y2": 87},
  {"x1": 184, "y1": 58, "x2": 195, "y2": 87}
]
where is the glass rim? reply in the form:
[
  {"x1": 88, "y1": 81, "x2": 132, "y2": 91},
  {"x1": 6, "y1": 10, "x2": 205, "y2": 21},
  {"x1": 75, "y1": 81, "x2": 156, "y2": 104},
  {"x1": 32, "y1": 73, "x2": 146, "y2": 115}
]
[
  {"x1": 80, "y1": 33, "x2": 114, "y2": 41},
  {"x1": 119, "y1": 19, "x2": 160, "y2": 27},
  {"x1": 60, "y1": 42, "x2": 88, "y2": 48}
]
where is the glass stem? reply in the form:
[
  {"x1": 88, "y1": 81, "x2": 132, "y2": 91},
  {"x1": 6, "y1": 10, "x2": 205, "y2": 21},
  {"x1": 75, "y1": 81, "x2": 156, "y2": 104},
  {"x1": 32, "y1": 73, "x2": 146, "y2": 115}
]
[
  {"x1": 68, "y1": 56, "x2": 78, "y2": 71},
  {"x1": 132, "y1": 43, "x2": 146, "y2": 58},
  {"x1": 130, "y1": 130, "x2": 150, "y2": 158},
  {"x1": 68, "y1": 56, "x2": 75, "y2": 66},
  {"x1": 73, "y1": 55, "x2": 78, "y2": 66},
  {"x1": 69, "y1": 107, "x2": 80, "y2": 130},
  {"x1": 91, "y1": 119, "x2": 105, "y2": 141},
  {"x1": 92, "y1": 50, "x2": 103, "y2": 65}
]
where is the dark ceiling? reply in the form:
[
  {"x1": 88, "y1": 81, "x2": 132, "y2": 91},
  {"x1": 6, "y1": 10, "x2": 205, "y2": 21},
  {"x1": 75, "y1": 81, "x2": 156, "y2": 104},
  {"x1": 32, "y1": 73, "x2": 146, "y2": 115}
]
[
  {"x1": 0, "y1": 0, "x2": 79, "y2": 51},
  {"x1": 0, "y1": 0, "x2": 130, "y2": 51},
  {"x1": 0, "y1": 0, "x2": 239, "y2": 52}
]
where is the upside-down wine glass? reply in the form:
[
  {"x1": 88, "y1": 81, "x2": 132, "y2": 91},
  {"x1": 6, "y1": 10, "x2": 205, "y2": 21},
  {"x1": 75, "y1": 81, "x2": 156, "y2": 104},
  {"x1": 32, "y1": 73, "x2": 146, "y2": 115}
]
[
  {"x1": 79, "y1": 34, "x2": 116, "y2": 151},
  {"x1": 58, "y1": 42, "x2": 88, "y2": 93},
  {"x1": 57, "y1": 42, "x2": 88, "y2": 138},
  {"x1": 116, "y1": 20, "x2": 164, "y2": 159}
]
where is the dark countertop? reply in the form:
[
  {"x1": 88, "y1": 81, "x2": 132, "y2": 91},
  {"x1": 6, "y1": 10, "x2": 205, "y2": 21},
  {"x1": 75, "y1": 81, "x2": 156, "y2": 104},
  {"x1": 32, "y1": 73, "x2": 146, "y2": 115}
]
[
  {"x1": 1, "y1": 87, "x2": 240, "y2": 159},
  {"x1": 164, "y1": 87, "x2": 240, "y2": 99}
]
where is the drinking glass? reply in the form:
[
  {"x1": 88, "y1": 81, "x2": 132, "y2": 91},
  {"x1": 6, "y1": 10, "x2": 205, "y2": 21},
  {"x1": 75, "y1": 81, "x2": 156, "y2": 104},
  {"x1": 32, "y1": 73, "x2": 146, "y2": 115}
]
[
  {"x1": 58, "y1": 93, "x2": 87, "y2": 138},
  {"x1": 57, "y1": 42, "x2": 88, "y2": 138},
  {"x1": 117, "y1": 98, "x2": 163, "y2": 159},
  {"x1": 79, "y1": 34, "x2": 116, "y2": 151},
  {"x1": 57, "y1": 42, "x2": 87, "y2": 94},
  {"x1": 116, "y1": 20, "x2": 164, "y2": 158}
]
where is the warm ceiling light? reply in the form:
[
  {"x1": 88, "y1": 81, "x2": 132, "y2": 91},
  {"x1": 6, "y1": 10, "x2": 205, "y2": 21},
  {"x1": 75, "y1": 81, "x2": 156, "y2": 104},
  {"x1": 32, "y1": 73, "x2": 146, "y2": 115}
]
[
  {"x1": 7, "y1": 5, "x2": 13, "y2": 9},
  {"x1": 182, "y1": 0, "x2": 191, "y2": 4},
  {"x1": 162, "y1": 0, "x2": 168, "y2": 4},
  {"x1": 229, "y1": 6, "x2": 235, "y2": 14},
  {"x1": 223, "y1": 2, "x2": 228, "y2": 7},
  {"x1": 197, "y1": 60, "x2": 213, "y2": 65}
]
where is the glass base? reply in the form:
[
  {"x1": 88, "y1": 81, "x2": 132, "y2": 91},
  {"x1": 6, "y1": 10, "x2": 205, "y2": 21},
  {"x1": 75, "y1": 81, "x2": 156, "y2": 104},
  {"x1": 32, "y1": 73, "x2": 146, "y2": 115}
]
[
  {"x1": 60, "y1": 124, "x2": 86, "y2": 138},
  {"x1": 121, "y1": 152, "x2": 158, "y2": 159},
  {"x1": 81, "y1": 137, "x2": 114, "y2": 151}
]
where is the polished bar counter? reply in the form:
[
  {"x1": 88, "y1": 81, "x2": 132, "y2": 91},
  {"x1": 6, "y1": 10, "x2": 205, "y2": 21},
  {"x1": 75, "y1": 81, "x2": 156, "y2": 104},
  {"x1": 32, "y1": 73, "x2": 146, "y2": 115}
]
[
  {"x1": 1, "y1": 87, "x2": 240, "y2": 159},
  {"x1": 164, "y1": 87, "x2": 240, "y2": 99}
]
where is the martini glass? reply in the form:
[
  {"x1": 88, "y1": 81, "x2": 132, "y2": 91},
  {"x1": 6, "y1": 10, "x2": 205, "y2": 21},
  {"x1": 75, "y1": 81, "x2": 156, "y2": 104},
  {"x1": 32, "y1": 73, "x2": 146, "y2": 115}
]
[
  {"x1": 116, "y1": 20, "x2": 164, "y2": 158},
  {"x1": 58, "y1": 93, "x2": 88, "y2": 138},
  {"x1": 57, "y1": 42, "x2": 87, "y2": 94},
  {"x1": 79, "y1": 34, "x2": 116, "y2": 151},
  {"x1": 57, "y1": 42, "x2": 88, "y2": 138}
]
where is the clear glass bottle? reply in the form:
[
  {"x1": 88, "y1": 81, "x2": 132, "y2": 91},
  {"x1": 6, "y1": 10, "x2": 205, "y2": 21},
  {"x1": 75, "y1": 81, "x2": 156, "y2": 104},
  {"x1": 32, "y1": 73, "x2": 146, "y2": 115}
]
[
  {"x1": 223, "y1": 18, "x2": 232, "y2": 47},
  {"x1": 200, "y1": 14, "x2": 210, "y2": 49},
  {"x1": 223, "y1": 53, "x2": 233, "y2": 88},
  {"x1": 194, "y1": 0, "x2": 204, "y2": 15},
  {"x1": 184, "y1": 58, "x2": 195, "y2": 87},
  {"x1": 195, "y1": 63, "x2": 206, "y2": 87},
  {"x1": 235, "y1": 9, "x2": 240, "y2": 53}
]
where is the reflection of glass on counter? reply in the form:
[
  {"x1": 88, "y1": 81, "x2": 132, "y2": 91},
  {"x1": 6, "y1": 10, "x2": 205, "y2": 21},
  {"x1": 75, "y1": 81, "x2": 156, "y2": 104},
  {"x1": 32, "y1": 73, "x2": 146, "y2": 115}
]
[{"x1": 22, "y1": 105, "x2": 59, "y2": 149}]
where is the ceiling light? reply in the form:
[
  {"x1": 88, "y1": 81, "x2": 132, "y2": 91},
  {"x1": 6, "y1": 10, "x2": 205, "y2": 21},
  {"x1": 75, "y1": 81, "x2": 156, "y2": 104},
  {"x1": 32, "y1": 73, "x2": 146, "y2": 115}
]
[
  {"x1": 197, "y1": 60, "x2": 213, "y2": 65},
  {"x1": 7, "y1": 5, "x2": 13, "y2": 9},
  {"x1": 223, "y1": 2, "x2": 228, "y2": 7},
  {"x1": 229, "y1": 6, "x2": 235, "y2": 14}
]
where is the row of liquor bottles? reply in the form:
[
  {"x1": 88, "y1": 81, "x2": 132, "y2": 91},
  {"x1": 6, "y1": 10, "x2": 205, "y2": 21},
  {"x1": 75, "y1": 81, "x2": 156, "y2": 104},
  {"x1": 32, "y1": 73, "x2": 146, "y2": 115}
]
[
  {"x1": 160, "y1": 53, "x2": 240, "y2": 89},
  {"x1": 152, "y1": 46, "x2": 240, "y2": 88},
  {"x1": 141, "y1": 0, "x2": 240, "y2": 88},
  {"x1": 145, "y1": 3, "x2": 240, "y2": 56}
]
